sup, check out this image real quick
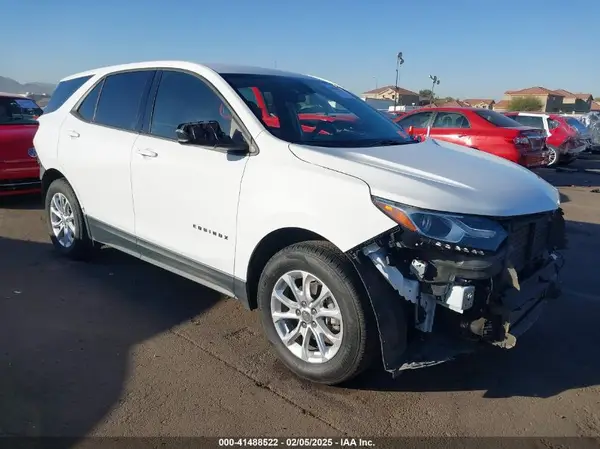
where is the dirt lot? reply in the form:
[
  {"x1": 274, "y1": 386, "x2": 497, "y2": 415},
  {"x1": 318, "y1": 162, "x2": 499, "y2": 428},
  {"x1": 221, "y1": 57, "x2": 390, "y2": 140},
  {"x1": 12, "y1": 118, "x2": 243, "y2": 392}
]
[{"x1": 1, "y1": 156, "x2": 599, "y2": 439}]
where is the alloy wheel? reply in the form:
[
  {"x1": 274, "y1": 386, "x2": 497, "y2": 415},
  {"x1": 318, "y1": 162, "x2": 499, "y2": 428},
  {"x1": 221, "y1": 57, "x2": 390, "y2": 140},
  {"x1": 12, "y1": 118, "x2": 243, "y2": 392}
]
[
  {"x1": 50, "y1": 192, "x2": 76, "y2": 248},
  {"x1": 270, "y1": 270, "x2": 343, "y2": 363}
]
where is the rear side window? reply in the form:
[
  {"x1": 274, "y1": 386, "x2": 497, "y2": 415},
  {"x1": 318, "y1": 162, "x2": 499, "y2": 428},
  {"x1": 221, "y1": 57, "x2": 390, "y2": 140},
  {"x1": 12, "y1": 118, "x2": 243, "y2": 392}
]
[
  {"x1": 94, "y1": 70, "x2": 154, "y2": 131},
  {"x1": 475, "y1": 110, "x2": 522, "y2": 127},
  {"x1": 44, "y1": 75, "x2": 93, "y2": 114},
  {"x1": 76, "y1": 81, "x2": 104, "y2": 122},
  {"x1": 513, "y1": 115, "x2": 545, "y2": 129}
]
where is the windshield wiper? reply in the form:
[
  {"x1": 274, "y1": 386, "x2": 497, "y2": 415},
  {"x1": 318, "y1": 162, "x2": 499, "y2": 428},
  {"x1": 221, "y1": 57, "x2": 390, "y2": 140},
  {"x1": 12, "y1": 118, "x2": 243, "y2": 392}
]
[{"x1": 366, "y1": 139, "x2": 417, "y2": 147}]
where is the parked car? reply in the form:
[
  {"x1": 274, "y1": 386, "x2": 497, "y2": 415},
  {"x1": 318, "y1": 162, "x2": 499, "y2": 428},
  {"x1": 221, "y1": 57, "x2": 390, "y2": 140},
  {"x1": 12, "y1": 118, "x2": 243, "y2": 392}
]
[
  {"x1": 34, "y1": 61, "x2": 566, "y2": 385},
  {"x1": 504, "y1": 112, "x2": 586, "y2": 166},
  {"x1": 580, "y1": 112, "x2": 600, "y2": 152},
  {"x1": 0, "y1": 94, "x2": 42, "y2": 197},
  {"x1": 394, "y1": 107, "x2": 549, "y2": 168},
  {"x1": 559, "y1": 115, "x2": 593, "y2": 152}
]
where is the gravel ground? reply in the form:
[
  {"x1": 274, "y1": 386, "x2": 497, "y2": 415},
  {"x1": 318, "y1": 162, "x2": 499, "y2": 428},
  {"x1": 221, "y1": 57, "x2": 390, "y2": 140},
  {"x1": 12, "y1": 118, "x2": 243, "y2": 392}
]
[{"x1": 1, "y1": 155, "x2": 599, "y2": 440}]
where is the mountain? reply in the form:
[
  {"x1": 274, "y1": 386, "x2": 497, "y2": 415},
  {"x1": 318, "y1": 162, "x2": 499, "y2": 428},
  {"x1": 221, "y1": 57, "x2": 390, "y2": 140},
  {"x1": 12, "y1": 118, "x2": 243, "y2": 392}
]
[{"x1": 0, "y1": 76, "x2": 55, "y2": 95}]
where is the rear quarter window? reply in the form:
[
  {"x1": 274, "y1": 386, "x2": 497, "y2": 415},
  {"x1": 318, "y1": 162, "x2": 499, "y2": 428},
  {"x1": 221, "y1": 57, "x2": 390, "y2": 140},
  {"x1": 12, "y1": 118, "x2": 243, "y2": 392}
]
[{"x1": 44, "y1": 75, "x2": 93, "y2": 114}]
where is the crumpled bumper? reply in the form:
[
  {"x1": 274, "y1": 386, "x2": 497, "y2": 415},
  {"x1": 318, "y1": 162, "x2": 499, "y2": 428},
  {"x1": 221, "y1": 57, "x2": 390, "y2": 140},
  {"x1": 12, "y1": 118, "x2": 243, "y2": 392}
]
[{"x1": 391, "y1": 255, "x2": 563, "y2": 374}]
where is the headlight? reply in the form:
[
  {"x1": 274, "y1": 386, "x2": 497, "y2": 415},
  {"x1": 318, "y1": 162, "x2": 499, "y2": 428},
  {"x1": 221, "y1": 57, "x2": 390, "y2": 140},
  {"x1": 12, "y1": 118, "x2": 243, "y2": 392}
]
[{"x1": 372, "y1": 197, "x2": 508, "y2": 253}]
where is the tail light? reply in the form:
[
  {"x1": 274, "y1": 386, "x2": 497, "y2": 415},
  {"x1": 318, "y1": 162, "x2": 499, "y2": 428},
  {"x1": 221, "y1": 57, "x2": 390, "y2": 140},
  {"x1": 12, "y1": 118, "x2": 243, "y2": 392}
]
[{"x1": 513, "y1": 133, "x2": 532, "y2": 152}]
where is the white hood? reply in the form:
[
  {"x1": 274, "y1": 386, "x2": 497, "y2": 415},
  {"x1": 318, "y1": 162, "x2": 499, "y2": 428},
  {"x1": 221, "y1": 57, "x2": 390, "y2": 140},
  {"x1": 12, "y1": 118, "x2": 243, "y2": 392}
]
[{"x1": 289, "y1": 139, "x2": 560, "y2": 217}]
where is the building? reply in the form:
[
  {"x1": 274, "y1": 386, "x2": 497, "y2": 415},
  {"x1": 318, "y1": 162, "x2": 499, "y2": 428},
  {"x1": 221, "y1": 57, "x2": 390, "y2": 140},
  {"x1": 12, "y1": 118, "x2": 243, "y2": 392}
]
[
  {"x1": 553, "y1": 89, "x2": 593, "y2": 114},
  {"x1": 503, "y1": 87, "x2": 564, "y2": 112},
  {"x1": 437, "y1": 100, "x2": 471, "y2": 108},
  {"x1": 492, "y1": 100, "x2": 510, "y2": 112},
  {"x1": 363, "y1": 97, "x2": 395, "y2": 110},
  {"x1": 361, "y1": 85, "x2": 419, "y2": 106},
  {"x1": 591, "y1": 101, "x2": 600, "y2": 112},
  {"x1": 464, "y1": 99, "x2": 495, "y2": 109}
]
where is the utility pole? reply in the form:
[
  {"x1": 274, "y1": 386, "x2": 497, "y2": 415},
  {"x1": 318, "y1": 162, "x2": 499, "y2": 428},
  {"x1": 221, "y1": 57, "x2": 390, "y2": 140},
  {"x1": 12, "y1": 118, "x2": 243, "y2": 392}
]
[
  {"x1": 394, "y1": 52, "x2": 404, "y2": 111},
  {"x1": 429, "y1": 74, "x2": 440, "y2": 105}
]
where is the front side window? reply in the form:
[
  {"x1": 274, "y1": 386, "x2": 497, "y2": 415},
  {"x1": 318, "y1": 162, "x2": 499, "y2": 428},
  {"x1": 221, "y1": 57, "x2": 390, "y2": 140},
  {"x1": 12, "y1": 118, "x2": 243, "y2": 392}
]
[
  {"x1": 222, "y1": 73, "x2": 413, "y2": 147},
  {"x1": 94, "y1": 70, "x2": 154, "y2": 131},
  {"x1": 150, "y1": 70, "x2": 236, "y2": 140},
  {"x1": 45, "y1": 75, "x2": 93, "y2": 114},
  {"x1": 432, "y1": 112, "x2": 470, "y2": 128},
  {"x1": 0, "y1": 97, "x2": 41, "y2": 125},
  {"x1": 397, "y1": 111, "x2": 434, "y2": 128}
]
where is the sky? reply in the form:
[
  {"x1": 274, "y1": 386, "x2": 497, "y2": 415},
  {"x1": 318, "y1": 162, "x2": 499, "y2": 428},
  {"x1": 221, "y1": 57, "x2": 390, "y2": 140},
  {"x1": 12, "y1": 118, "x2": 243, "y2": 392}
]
[{"x1": 3, "y1": 0, "x2": 600, "y2": 100}]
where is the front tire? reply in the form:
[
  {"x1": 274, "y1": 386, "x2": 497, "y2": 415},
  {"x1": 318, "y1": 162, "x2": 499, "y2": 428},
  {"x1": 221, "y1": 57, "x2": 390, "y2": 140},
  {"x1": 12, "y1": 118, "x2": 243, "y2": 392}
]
[
  {"x1": 45, "y1": 178, "x2": 95, "y2": 260},
  {"x1": 257, "y1": 241, "x2": 377, "y2": 385}
]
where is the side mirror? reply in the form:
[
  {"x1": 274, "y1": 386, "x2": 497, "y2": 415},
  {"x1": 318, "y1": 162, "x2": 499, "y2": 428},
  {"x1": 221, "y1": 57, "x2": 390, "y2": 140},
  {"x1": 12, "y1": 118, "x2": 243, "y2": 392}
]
[
  {"x1": 175, "y1": 127, "x2": 191, "y2": 144},
  {"x1": 176, "y1": 121, "x2": 249, "y2": 154}
]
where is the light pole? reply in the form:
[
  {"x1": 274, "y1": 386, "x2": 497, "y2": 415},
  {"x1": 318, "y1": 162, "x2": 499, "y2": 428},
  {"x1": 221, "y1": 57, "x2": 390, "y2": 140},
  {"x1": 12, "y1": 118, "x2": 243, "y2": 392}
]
[
  {"x1": 429, "y1": 75, "x2": 440, "y2": 105},
  {"x1": 394, "y1": 52, "x2": 404, "y2": 111}
]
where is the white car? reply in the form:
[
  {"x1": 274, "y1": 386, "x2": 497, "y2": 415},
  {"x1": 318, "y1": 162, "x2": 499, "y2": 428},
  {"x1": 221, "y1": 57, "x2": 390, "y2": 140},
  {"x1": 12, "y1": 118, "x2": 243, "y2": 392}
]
[
  {"x1": 34, "y1": 61, "x2": 567, "y2": 385},
  {"x1": 505, "y1": 112, "x2": 588, "y2": 166}
]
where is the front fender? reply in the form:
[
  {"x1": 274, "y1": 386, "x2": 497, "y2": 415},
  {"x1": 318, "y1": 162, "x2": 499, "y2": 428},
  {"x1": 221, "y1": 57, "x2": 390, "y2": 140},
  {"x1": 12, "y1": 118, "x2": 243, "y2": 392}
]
[{"x1": 348, "y1": 251, "x2": 408, "y2": 373}]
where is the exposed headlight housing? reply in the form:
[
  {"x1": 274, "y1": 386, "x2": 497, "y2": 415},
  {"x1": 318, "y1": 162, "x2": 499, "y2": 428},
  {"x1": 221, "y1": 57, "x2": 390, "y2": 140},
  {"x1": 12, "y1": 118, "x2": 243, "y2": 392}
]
[{"x1": 372, "y1": 197, "x2": 508, "y2": 253}]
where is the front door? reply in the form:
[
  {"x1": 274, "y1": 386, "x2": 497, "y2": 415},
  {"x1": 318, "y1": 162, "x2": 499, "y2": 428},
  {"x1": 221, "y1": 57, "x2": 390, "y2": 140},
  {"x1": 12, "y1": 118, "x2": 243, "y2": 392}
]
[
  {"x1": 396, "y1": 111, "x2": 434, "y2": 140},
  {"x1": 428, "y1": 111, "x2": 474, "y2": 148},
  {"x1": 130, "y1": 70, "x2": 250, "y2": 292}
]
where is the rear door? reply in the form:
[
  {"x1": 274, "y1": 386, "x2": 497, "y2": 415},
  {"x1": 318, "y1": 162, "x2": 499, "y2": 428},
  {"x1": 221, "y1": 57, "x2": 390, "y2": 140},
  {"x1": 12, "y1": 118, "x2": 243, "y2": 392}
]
[
  {"x1": 57, "y1": 69, "x2": 156, "y2": 237},
  {"x1": 396, "y1": 111, "x2": 434, "y2": 139},
  {"x1": 428, "y1": 111, "x2": 474, "y2": 147}
]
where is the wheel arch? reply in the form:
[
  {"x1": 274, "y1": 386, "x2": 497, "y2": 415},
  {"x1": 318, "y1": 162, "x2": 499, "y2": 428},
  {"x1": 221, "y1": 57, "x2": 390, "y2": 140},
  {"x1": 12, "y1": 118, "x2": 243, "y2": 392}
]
[
  {"x1": 41, "y1": 167, "x2": 66, "y2": 199},
  {"x1": 41, "y1": 168, "x2": 93, "y2": 240},
  {"x1": 244, "y1": 227, "x2": 338, "y2": 310}
]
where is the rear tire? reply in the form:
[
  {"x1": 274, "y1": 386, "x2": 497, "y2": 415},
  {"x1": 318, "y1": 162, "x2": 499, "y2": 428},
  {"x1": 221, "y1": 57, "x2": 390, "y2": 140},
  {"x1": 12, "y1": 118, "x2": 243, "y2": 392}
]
[
  {"x1": 547, "y1": 146, "x2": 559, "y2": 167},
  {"x1": 45, "y1": 178, "x2": 96, "y2": 260},
  {"x1": 257, "y1": 241, "x2": 377, "y2": 385}
]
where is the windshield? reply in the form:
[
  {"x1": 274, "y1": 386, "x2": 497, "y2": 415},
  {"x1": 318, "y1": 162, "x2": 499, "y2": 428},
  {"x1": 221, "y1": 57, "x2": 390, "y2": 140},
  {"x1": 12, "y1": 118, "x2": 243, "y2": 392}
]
[
  {"x1": 0, "y1": 97, "x2": 42, "y2": 125},
  {"x1": 475, "y1": 109, "x2": 523, "y2": 127},
  {"x1": 565, "y1": 117, "x2": 588, "y2": 133},
  {"x1": 221, "y1": 73, "x2": 412, "y2": 147}
]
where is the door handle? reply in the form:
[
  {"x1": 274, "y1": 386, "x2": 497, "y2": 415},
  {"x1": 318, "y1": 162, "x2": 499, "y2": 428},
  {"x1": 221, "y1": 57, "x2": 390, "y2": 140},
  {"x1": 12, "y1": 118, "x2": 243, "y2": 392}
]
[
  {"x1": 67, "y1": 130, "x2": 80, "y2": 138},
  {"x1": 136, "y1": 148, "x2": 158, "y2": 158}
]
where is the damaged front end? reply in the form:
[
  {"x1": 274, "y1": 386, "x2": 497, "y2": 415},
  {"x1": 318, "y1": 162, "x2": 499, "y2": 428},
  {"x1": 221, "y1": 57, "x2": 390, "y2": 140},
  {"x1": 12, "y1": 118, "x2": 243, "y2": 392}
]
[{"x1": 348, "y1": 200, "x2": 568, "y2": 376}]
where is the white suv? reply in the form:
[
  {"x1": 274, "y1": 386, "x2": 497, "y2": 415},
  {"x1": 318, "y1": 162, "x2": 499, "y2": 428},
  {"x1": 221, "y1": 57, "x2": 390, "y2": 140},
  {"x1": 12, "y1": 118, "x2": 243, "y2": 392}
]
[{"x1": 34, "y1": 61, "x2": 566, "y2": 385}]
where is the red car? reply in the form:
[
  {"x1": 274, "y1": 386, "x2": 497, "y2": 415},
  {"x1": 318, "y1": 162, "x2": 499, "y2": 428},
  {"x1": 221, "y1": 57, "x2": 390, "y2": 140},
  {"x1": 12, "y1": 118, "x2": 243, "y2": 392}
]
[
  {"x1": 229, "y1": 86, "x2": 359, "y2": 134},
  {"x1": 0, "y1": 94, "x2": 42, "y2": 197},
  {"x1": 394, "y1": 107, "x2": 549, "y2": 168},
  {"x1": 503, "y1": 112, "x2": 586, "y2": 166}
]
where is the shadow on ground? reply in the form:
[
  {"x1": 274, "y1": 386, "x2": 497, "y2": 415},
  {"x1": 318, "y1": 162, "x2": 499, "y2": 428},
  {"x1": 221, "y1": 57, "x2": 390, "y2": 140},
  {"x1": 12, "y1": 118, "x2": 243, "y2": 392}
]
[
  {"x1": 535, "y1": 153, "x2": 600, "y2": 188},
  {"x1": 0, "y1": 193, "x2": 43, "y2": 210},
  {"x1": 345, "y1": 219, "x2": 600, "y2": 398},
  {"x1": 0, "y1": 237, "x2": 223, "y2": 439}
]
